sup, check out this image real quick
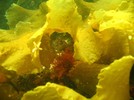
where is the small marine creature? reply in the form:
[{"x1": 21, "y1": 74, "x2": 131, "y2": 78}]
[
  {"x1": 50, "y1": 49, "x2": 74, "y2": 80},
  {"x1": 49, "y1": 32, "x2": 74, "y2": 80}
]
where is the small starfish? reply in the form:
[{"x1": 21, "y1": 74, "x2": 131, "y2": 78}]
[{"x1": 32, "y1": 42, "x2": 42, "y2": 54}]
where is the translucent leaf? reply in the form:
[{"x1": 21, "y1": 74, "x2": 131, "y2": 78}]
[
  {"x1": 5, "y1": 3, "x2": 47, "y2": 30},
  {"x1": 92, "y1": 56, "x2": 134, "y2": 100},
  {"x1": 0, "y1": 32, "x2": 37, "y2": 74},
  {"x1": 45, "y1": 0, "x2": 82, "y2": 36},
  {"x1": 21, "y1": 82, "x2": 87, "y2": 100},
  {"x1": 74, "y1": 25, "x2": 103, "y2": 64}
]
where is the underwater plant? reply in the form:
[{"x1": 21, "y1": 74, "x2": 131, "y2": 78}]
[{"x1": 0, "y1": 0, "x2": 134, "y2": 100}]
